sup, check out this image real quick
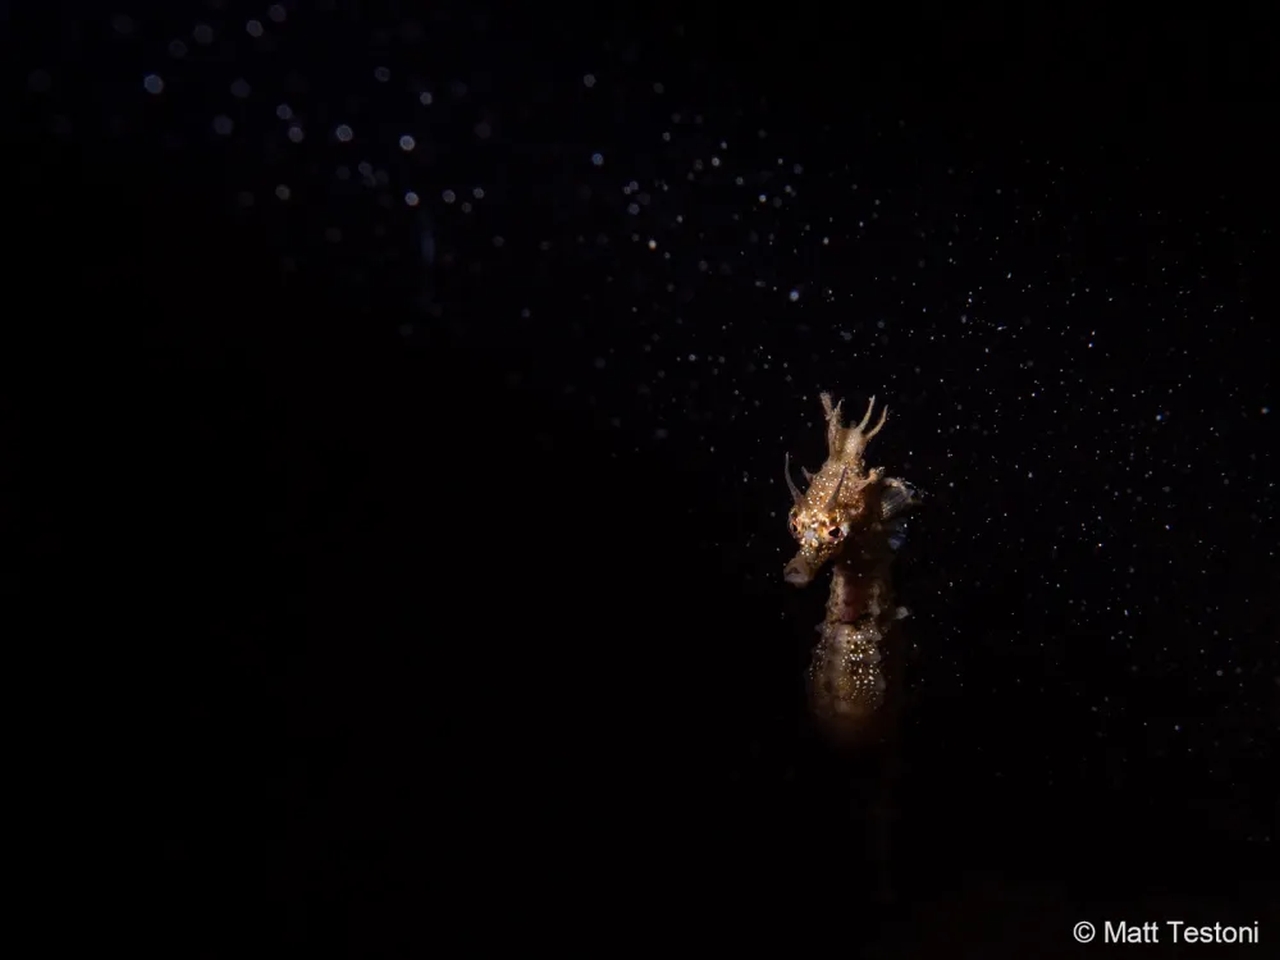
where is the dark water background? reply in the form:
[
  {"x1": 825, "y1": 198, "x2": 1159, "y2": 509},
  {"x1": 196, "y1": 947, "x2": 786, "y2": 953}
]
[{"x1": 9, "y1": 2, "x2": 1275, "y2": 954}]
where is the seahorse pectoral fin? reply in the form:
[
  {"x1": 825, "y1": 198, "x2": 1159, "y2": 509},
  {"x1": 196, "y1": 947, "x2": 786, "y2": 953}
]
[{"x1": 879, "y1": 476, "x2": 919, "y2": 520}]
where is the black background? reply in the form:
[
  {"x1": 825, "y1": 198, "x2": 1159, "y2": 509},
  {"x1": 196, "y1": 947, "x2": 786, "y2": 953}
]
[{"x1": 9, "y1": 1, "x2": 1277, "y2": 955}]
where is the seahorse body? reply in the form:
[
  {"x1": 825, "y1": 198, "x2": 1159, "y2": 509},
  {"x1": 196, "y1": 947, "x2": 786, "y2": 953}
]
[{"x1": 784, "y1": 393, "x2": 918, "y2": 745}]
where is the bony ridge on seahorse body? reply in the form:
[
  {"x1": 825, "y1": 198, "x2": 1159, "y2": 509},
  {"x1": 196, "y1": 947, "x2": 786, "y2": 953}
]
[{"x1": 783, "y1": 392, "x2": 919, "y2": 743}]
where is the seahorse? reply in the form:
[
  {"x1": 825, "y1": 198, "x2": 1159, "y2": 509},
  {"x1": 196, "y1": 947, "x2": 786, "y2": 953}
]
[{"x1": 783, "y1": 392, "x2": 919, "y2": 747}]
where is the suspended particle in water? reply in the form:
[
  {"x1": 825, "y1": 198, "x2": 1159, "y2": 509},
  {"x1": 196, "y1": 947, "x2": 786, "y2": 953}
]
[
  {"x1": 418, "y1": 216, "x2": 436, "y2": 265},
  {"x1": 143, "y1": 73, "x2": 164, "y2": 94}
]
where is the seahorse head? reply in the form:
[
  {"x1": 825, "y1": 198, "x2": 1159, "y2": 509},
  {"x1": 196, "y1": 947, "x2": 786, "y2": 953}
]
[{"x1": 782, "y1": 456, "x2": 879, "y2": 586}]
